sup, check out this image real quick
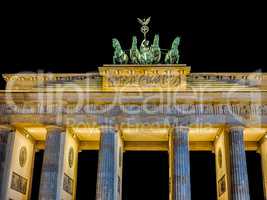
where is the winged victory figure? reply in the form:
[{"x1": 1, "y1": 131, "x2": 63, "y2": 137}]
[
  {"x1": 139, "y1": 39, "x2": 153, "y2": 64},
  {"x1": 137, "y1": 17, "x2": 151, "y2": 39}
]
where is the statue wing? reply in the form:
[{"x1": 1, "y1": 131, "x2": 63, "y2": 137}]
[
  {"x1": 137, "y1": 18, "x2": 144, "y2": 25},
  {"x1": 144, "y1": 17, "x2": 151, "y2": 25}
]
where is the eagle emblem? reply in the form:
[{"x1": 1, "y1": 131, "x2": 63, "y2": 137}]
[{"x1": 137, "y1": 17, "x2": 151, "y2": 26}]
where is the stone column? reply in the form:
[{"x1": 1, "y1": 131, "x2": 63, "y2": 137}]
[
  {"x1": 169, "y1": 126, "x2": 191, "y2": 200},
  {"x1": 96, "y1": 126, "x2": 123, "y2": 200},
  {"x1": 229, "y1": 126, "x2": 250, "y2": 200},
  {"x1": 39, "y1": 126, "x2": 79, "y2": 200},
  {"x1": 0, "y1": 126, "x2": 13, "y2": 199},
  {"x1": 259, "y1": 134, "x2": 267, "y2": 199},
  {"x1": 168, "y1": 128, "x2": 174, "y2": 200},
  {"x1": 215, "y1": 126, "x2": 250, "y2": 200},
  {"x1": 0, "y1": 126, "x2": 35, "y2": 200}
]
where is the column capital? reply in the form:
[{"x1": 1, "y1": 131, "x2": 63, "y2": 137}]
[
  {"x1": 173, "y1": 126, "x2": 189, "y2": 133},
  {"x1": 45, "y1": 125, "x2": 64, "y2": 134},
  {"x1": 100, "y1": 125, "x2": 119, "y2": 133},
  {"x1": 226, "y1": 125, "x2": 245, "y2": 133}
]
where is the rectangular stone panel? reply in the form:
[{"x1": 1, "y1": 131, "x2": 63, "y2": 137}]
[
  {"x1": 63, "y1": 173, "x2": 73, "y2": 195},
  {"x1": 10, "y1": 172, "x2": 28, "y2": 195},
  {"x1": 218, "y1": 175, "x2": 226, "y2": 197}
]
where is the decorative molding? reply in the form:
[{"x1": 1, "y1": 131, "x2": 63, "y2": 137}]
[
  {"x1": 3, "y1": 73, "x2": 100, "y2": 82},
  {"x1": 3, "y1": 71, "x2": 267, "y2": 90},
  {"x1": 189, "y1": 72, "x2": 266, "y2": 82}
]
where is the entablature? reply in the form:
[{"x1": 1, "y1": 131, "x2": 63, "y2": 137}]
[{"x1": 2, "y1": 65, "x2": 267, "y2": 91}]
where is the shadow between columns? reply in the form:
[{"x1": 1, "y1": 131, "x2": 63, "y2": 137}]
[
  {"x1": 122, "y1": 151, "x2": 169, "y2": 200},
  {"x1": 30, "y1": 150, "x2": 44, "y2": 200},
  {"x1": 190, "y1": 151, "x2": 217, "y2": 200},
  {"x1": 76, "y1": 150, "x2": 98, "y2": 200},
  {"x1": 246, "y1": 151, "x2": 264, "y2": 200}
]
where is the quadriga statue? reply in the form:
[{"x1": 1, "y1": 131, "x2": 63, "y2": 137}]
[{"x1": 112, "y1": 35, "x2": 182, "y2": 65}]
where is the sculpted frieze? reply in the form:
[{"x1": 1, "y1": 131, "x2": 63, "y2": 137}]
[{"x1": 107, "y1": 75, "x2": 181, "y2": 88}]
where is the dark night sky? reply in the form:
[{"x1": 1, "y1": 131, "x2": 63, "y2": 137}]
[
  {"x1": 0, "y1": 2, "x2": 266, "y2": 76},
  {"x1": 1, "y1": 2, "x2": 266, "y2": 199}
]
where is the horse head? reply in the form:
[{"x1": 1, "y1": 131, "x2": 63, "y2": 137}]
[
  {"x1": 131, "y1": 36, "x2": 138, "y2": 49},
  {"x1": 152, "y1": 34, "x2": 160, "y2": 47},
  {"x1": 112, "y1": 38, "x2": 121, "y2": 50},
  {"x1": 171, "y1": 36, "x2": 181, "y2": 49}
]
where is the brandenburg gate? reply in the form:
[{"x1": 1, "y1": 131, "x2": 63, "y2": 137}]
[
  {"x1": 0, "y1": 18, "x2": 267, "y2": 199},
  {"x1": 0, "y1": 64, "x2": 267, "y2": 200}
]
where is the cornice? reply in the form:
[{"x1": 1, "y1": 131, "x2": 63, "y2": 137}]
[{"x1": 3, "y1": 73, "x2": 100, "y2": 82}]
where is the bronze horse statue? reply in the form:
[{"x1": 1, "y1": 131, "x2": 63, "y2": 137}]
[{"x1": 112, "y1": 38, "x2": 129, "y2": 64}]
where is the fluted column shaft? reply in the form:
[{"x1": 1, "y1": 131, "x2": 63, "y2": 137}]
[
  {"x1": 228, "y1": 126, "x2": 250, "y2": 200},
  {"x1": 39, "y1": 126, "x2": 65, "y2": 200},
  {"x1": 172, "y1": 126, "x2": 191, "y2": 200},
  {"x1": 96, "y1": 127, "x2": 122, "y2": 200},
  {"x1": 0, "y1": 127, "x2": 13, "y2": 199}
]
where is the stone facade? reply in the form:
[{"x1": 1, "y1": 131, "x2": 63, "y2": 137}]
[{"x1": 0, "y1": 65, "x2": 267, "y2": 199}]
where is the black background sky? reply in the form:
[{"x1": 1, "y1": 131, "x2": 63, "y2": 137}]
[
  {"x1": 0, "y1": 2, "x2": 266, "y2": 75},
  {"x1": 1, "y1": 2, "x2": 266, "y2": 199}
]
